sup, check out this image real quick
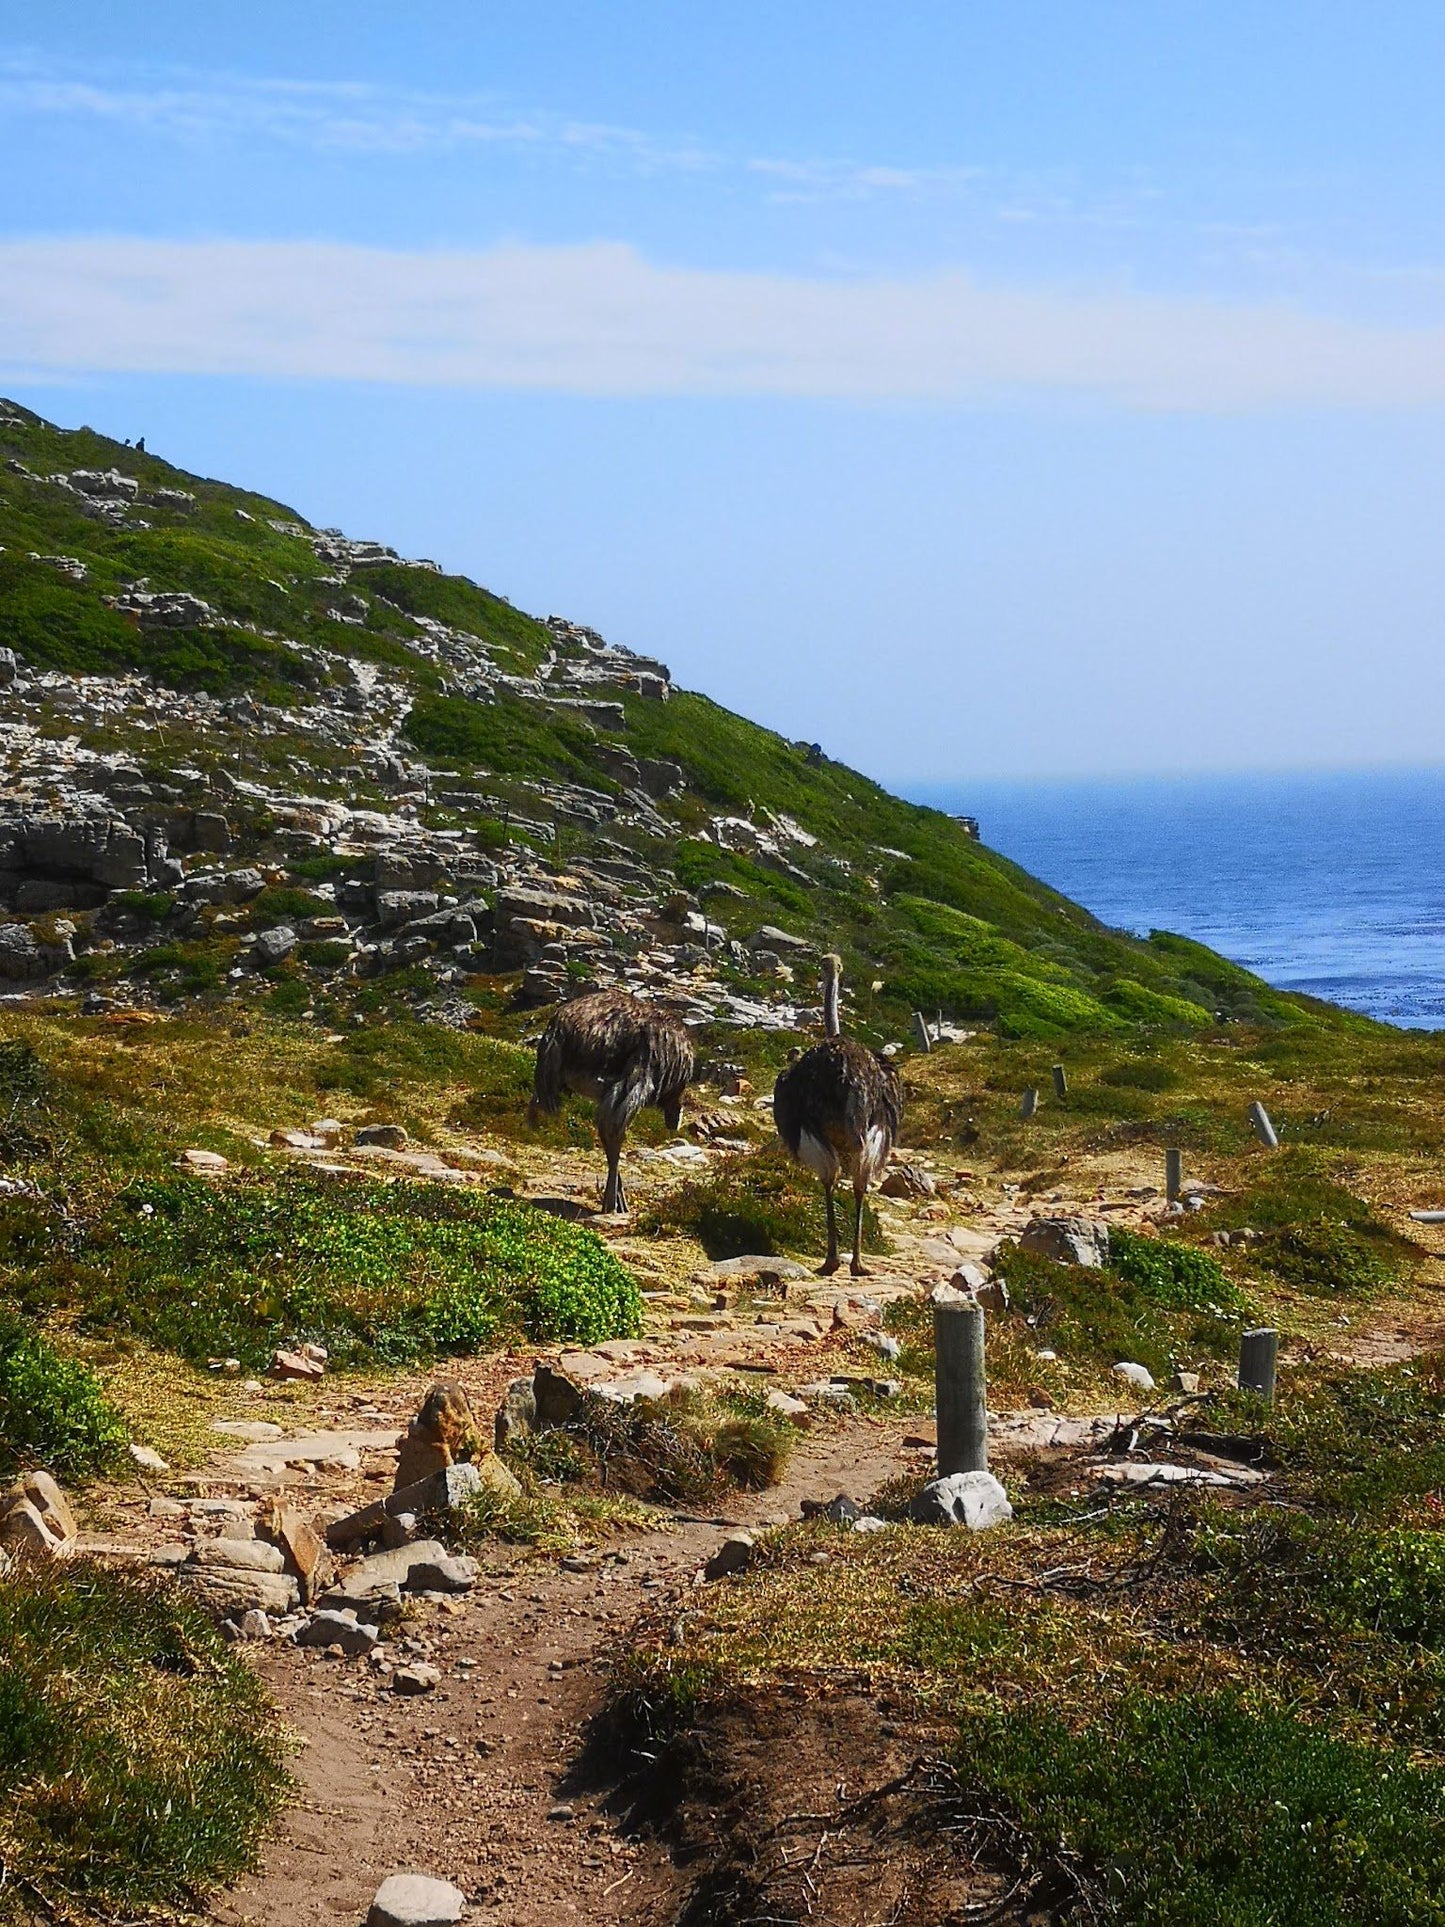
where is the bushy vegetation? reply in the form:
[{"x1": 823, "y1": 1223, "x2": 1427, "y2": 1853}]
[
  {"x1": 956, "y1": 1691, "x2": 1445, "y2": 1927},
  {"x1": 8, "y1": 1173, "x2": 640, "y2": 1368},
  {"x1": 992, "y1": 1231, "x2": 1246, "y2": 1384},
  {"x1": 0, "y1": 1560, "x2": 288, "y2": 1923},
  {"x1": 0, "y1": 1304, "x2": 126, "y2": 1480},
  {"x1": 503, "y1": 1383, "x2": 795, "y2": 1509},
  {"x1": 641, "y1": 1143, "x2": 885, "y2": 1259}
]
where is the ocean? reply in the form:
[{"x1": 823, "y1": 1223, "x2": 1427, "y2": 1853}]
[{"x1": 911, "y1": 766, "x2": 1445, "y2": 1031}]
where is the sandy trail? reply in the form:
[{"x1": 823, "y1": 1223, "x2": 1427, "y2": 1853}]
[{"x1": 210, "y1": 1418, "x2": 909, "y2": 1927}]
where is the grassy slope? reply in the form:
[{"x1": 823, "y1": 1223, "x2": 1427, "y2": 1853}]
[{"x1": 1, "y1": 398, "x2": 1326, "y2": 1042}]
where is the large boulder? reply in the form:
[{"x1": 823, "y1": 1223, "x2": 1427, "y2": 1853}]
[
  {"x1": 1018, "y1": 1216, "x2": 1111, "y2": 1268},
  {"x1": 0, "y1": 1470, "x2": 78, "y2": 1559}
]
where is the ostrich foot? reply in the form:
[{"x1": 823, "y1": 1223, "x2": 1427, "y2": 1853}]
[{"x1": 850, "y1": 1260, "x2": 871, "y2": 1278}]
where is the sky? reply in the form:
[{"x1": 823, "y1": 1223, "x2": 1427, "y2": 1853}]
[{"x1": 4, "y1": 4, "x2": 1445, "y2": 785}]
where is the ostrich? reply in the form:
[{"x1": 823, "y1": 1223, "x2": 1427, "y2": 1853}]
[
  {"x1": 530, "y1": 988, "x2": 695, "y2": 1215},
  {"x1": 773, "y1": 953, "x2": 903, "y2": 1276}
]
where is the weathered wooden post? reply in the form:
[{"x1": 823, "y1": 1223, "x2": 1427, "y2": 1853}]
[
  {"x1": 1239, "y1": 1327, "x2": 1279, "y2": 1403},
  {"x1": 1165, "y1": 1147, "x2": 1183, "y2": 1202},
  {"x1": 1052, "y1": 1064, "x2": 1068, "y2": 1100},
  {"x1": 911, "y1": 1011, "x2": 932, "y2": 1053},
  {"x1": 1248, "y1": 1101, "x2": 1279, "y2": 1149},
  {"x1": 1019, "y1": 1087, "x2": 1039, "y2": 1120},
  {"x1": 935, "y1": 1297, "x2": 988, "y2": 1474}
]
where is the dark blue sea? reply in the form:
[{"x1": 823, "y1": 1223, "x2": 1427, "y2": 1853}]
[{"x1": 910, "y1": 767, "x2": 1445, "y2": 1031}]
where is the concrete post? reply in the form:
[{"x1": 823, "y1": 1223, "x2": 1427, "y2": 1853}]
[
  {"x1": 1239, "y1": 1327, "x2": 1279, "y2": 1403},
  {"x1": 1248, "y1": 1101, "x2": 1279, "y2": 1149},
  {"x1": 1165, "y1": 1147, "x2": 1183, "y2": 1202},
  {"x1": 1019, "y1": 1087, "x2": 1039, "y2": 1120},
  {"x1": 935, "y1": 1298, "x2": 988, "y2": 1474},
  {"x1": 1052, "y1": 1064, "x2": 1068, "y2": 1100},
  {"x1": 911, "y1": 1011, "x2": 931, "y2": 1053}
]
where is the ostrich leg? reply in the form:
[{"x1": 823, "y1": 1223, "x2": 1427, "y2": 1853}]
[
  {"x1": 599, "y1": 1113, "x2": 626, "y2": 1215},
  {"x1": 850, "y1": 1182, "x2": 870, "y2": 1278},
  {"x1": 820, "y1": 1183, "x2": 841, "y2": 1276}
]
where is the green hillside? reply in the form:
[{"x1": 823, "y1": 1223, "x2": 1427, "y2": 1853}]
[{"x1": 0, "y1": 397, "x2": 1339, "y2": 1042}]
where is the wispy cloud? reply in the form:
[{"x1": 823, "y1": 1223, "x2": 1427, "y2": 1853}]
[
  {"x1": 0, "y1": 53, "x2": 994, "y2": 201},
  {"x1": 2, "y1": 235, "x2": 1442, "y2": 412}
]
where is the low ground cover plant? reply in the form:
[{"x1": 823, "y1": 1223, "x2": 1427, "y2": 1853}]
[
  {"x1": 0, "y1": 1559, "x2": 288, "y2": 1924},
  {"x1": 0, "y1": 1302, "x2": 127, "y2": 1479},
  {"x1": 10, "y1": 1172, "x2": 641, "y2": 1368}
]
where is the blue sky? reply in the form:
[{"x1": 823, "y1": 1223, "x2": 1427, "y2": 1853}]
[{"x1": 4, "y1": 4, "x2": 1445, "y2": 783}]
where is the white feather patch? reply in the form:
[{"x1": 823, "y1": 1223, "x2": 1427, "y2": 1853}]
[
  {"x1": 862, "y1": 1126, "x2": 891, "y2": 1182},
  {"x1": 797, "y1": 1129, "x2": 838, "y2": 1182}
]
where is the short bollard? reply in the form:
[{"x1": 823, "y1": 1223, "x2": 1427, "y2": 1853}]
[
  {"x1": 1051, "y1": 1064, "x2": 1068, "y2": 1100},
  {"x1": 1239, "y1": 1327, "x2": 1279, "y2": 1403},
  {"x1": 1019, "y1": 1086, "x2": 1039, "y2": 1120},
  {"x1": 912, "y1": 1010, "x2": 932, "y2": 1053},
  {"x1": 935, "y1": 1297, "x2": 988, "y2": 1475},
  {"x1": 1166, "y1": 1147, "x2": 1183, "y2": 1202},
  {"x1": 1248, "y1": 1101, "x2": 1279, "y2": 1149}
]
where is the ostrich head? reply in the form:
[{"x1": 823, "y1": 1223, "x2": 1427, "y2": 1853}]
[{"x1": 821, "y1": 952, "x2": 843, "y2": 1038}]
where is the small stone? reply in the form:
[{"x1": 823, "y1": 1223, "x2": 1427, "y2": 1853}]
[
  {"x1": 852, "y1": 1515, "x2": 888, "y2": 1533},
  {"x1": 298, "y1": 1609, "x2": 380, "y2": 1655},
  {"x1": 822, "y1": 1494, "x2": 859, "y2": 1524},
  {"x1": 367, "y1": 1872, "x2": 465, "y2": 1927},
  {"x1": 177, "y1": 1148, "x2": 229, "y2": 1173},
  {"x1": 765, "y1": 1389, "x2": 808, "y2": 1420},
  {"x1": 1019, "y1": 1216, "x2": 1110, "y2": 1268},
  {"x1": 356, "y1": 1122, "x2": 409, "y2": 1150},
  {"x1": 253, "y1": 924, "x2": 298, "y2": 966},
  {"x1": 494, "y1": 1375, "x2": 538, "y2": 1451},
  {"x1": 1112, "y1": 1361, "x2": 1157, "y2": 1393},
  {"x1": 392, "y1": 1663, "x2": 441, "y2": 1695},
  {"x1": 128, "y1": 1442, "x2": 170, "y2": 1473},
  {"x1": 269, "y1": 1347, "x2": 325, "y2": 1381},
  {"x1": 911, "y1": 1471, "x2": 1013, "y2": 1531},
  {"x1": 704, "y1": 1532, "x2": 755, "y2": 1580},
  {"x1": 1172, "y1": 1370, "x2": 1202, "y2": 1395},
  {"x1": 238, "y1": 1609, "x2": 272, "y2": 1640},
  {"x1": 192, "y1": 1538, "x2": 286, "y2": 1574},
  {"x1": 548, "y1": 1803, "x2": 576, "y2": 1823}
]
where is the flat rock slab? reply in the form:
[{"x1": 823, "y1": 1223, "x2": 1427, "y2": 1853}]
[
  {"x1": 229, "y1": 1428, "x2": 398, "y2": 1472},
  {"x1": 991, "y1": 1414, "x2": 1116, "y2": 1451},
  {"x1": 368, "y1": 1873, "x2": 465, "y2": 1927},
  {"x1": 211, "y1": 1420, "x2": 286, "y2": 1442},
  {"x1": 707, "y1": 1255, "x2": 811, "y2": 1281},
  {"x1": 1095, "y1": 1460, "x2": 1263, "y2": 1489}
]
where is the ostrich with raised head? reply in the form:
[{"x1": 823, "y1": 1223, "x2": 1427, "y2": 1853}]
[
  {"x1": 773, "y1": 953, "x2": 903, "y2": 1276},
  {"x1": 530, "y1": 989, "x2": 695, "y2": 1215}
]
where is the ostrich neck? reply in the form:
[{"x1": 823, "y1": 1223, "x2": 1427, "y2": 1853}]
[{"x1": 823, "y1": 974, "x2": 841, "y2": 1038}]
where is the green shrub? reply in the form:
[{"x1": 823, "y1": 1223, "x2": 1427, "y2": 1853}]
[
  {"x1": 995, "y1": 1236, "x2": 1241, "y2": 1381},
  {"x1": 643, "y1": 1143, "x2": 884, "y2": 1259},
  {"x1": 72, "y1": 1172, "x2": 640, "y2": 1365},
  {"x1": 0, "y1": 1304, "x2": 126, "y2": 1480},
  {"x1": 0, "y1": 1040, "x2": 54, "y2": 1161},
  {"x1": 1262, "y1": 1218, "x2": 1399, "y2": 1296},
  {"x1": 1099, "y1": 1060, "x2": 1182, "y2": 1092},
  {"x1": 1108, "y1": 1228, "x2": 1247, "y2": 1314},
  {"x1": 0, "y1": 1560, "x2": 287, "y2": 1921},
  {"x1": 956, "y1": 1690, "x2": 1445, "y2": 1927}
]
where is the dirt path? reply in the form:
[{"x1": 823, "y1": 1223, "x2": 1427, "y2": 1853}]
[{"x1": 211, "y1": 1418, "x2": 909, "y2": 1927}]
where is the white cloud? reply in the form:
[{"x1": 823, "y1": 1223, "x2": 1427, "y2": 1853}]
[{"x1": 2, "y1": 235, "x2": 1443, "y2": 411}]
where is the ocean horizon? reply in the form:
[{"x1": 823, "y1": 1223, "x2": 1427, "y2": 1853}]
[{"x1": 910, "y1": 764, "x2": 1445, "y2": 1031}]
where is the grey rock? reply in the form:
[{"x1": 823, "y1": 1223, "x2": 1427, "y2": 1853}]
[
  {"x1": 367, "y1": 1873, "x2": 465, "y2": 1927},
  {"x1": 747, "y1": 924, "x2": 810, "y2": 953},
  {"x1": 296, "y1": 1608, "x2": 380, "y2": 1654},
  {"x1": 704, "y1": 1532, "x2": 755, "y2": 1579},
  {"x1": 1112, "y1": 1361, "x2": 1157, "y2": 1392},
  {"x1": 391, "y1": 1663, "x2": 441, "y2": 1696},
  {"x1": 191, "y1": 1538, "x2": 286, "y2": 1574},
  {"x1": 181, "y1": 1566, "x2": 301, "y2": 1617},
  {"x1": 356, "y1": 1122, "x2": 408, "y2": 1149},
  {"x1": 1018, "y1": 1216, "x2": 1111, "y2": 1268},
  {"x1": 253, "y1": 924, "x2": 297, "y2": 965},
  {"x1": 911, "y1": 1471, "x2": 1013, "y2": 1531}
]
